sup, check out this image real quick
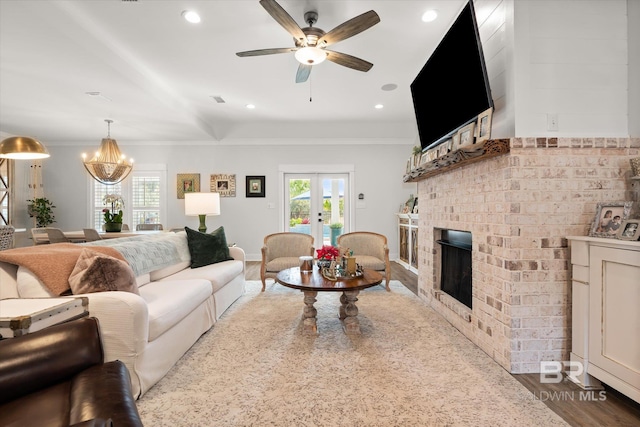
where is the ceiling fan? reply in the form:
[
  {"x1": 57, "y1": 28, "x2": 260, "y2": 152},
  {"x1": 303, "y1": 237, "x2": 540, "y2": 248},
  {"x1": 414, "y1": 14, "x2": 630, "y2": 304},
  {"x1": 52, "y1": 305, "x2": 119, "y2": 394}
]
[{"x1": 236, "y1": 0, "x2": 380, "y2": 83}]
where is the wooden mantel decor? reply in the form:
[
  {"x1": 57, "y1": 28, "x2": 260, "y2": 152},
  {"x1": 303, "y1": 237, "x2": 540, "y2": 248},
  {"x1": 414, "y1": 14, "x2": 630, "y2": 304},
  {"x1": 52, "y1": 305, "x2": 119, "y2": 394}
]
[{"x1": 403, "y1": 138, "x2": 510, "y2": 183}]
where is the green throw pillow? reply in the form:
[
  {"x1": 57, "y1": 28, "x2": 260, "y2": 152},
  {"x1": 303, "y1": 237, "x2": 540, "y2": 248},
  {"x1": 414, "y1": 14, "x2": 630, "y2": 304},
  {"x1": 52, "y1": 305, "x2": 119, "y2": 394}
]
[{"x1": 185, "y1": 226, "x2": 233, "y2": 268}]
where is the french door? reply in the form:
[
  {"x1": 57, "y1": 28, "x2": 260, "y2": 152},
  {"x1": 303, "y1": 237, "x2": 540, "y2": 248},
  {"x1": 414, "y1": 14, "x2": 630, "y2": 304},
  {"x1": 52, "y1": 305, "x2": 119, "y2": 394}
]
[{"x1": 284, "y1": 173, "x2": 349, "y2": 247}]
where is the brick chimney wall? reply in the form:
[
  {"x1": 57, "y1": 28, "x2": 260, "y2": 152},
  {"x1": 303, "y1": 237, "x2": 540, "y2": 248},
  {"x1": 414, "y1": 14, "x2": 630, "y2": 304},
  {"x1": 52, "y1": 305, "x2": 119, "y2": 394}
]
[{"x1": 417, "y1": 137, "x2": 639, "y2": 373}]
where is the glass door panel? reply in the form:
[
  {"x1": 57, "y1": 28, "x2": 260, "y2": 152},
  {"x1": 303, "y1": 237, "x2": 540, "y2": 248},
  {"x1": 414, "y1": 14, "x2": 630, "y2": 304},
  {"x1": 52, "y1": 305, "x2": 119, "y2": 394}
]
[{"x1": 285, "y1": 173, "x2": 348, "y2": 247}]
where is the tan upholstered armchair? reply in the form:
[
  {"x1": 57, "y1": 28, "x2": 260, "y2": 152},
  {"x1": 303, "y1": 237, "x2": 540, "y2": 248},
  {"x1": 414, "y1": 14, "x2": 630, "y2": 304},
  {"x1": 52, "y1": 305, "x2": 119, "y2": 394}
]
[
  {"x1": 261, "y1": 232, "x2": 314, "y2": 291},
  {"x1": 337, "y1": 231, "x2": 391, "y2": 291}
]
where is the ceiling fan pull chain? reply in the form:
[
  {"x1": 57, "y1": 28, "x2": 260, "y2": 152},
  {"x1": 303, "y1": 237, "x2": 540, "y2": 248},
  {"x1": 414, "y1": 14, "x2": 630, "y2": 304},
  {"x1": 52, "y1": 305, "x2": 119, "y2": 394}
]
[{"x1": 309, "y1": 76, "x2": 313, "y2": 102}]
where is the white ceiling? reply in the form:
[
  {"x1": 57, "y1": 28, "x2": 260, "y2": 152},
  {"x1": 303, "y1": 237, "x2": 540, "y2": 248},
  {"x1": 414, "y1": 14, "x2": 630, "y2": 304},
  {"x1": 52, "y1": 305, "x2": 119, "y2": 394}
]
[{"x1": 0, "y1": 0, "x2": 467, "y2": 144}]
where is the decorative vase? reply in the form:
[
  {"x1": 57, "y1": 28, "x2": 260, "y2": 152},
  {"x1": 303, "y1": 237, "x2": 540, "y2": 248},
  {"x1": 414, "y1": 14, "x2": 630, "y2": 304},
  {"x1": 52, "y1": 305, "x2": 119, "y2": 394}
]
[
  {"x1": 104, "y1": 222, "x2": 122, "y2": 232},
  {"x1": 330, "y1": 227, "x2": 342, "y2": 246}
]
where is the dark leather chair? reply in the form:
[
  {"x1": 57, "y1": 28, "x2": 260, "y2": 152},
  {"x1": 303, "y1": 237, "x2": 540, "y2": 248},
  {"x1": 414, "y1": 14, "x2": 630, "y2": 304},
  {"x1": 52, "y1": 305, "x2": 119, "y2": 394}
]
[{"x1": 0, "y1": 317, "x2": 143, "y2": 427}]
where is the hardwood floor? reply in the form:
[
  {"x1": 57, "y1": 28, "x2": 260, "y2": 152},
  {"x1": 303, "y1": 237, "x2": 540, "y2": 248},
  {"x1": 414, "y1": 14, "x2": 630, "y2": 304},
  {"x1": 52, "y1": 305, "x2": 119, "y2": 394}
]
[{"x1": 244, "y1": 261, "x2": 640, "y2": 426}]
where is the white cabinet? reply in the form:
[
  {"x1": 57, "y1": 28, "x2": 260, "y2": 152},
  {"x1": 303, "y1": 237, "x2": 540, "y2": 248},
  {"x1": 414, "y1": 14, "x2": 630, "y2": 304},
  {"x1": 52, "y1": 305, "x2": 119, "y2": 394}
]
[
  {"x1": 396, "y1": 214, "x2": 418, "y2": 274},
  {"x1": 568, "y1": 236, "x2": 640, "y2": 403}
]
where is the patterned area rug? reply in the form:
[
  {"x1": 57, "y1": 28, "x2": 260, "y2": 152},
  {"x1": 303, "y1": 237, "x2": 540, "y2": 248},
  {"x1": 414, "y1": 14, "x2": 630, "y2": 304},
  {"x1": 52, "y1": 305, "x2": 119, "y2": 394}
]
[{"x1": 136, "y1": 281, "x2": 567, "y2": 427}]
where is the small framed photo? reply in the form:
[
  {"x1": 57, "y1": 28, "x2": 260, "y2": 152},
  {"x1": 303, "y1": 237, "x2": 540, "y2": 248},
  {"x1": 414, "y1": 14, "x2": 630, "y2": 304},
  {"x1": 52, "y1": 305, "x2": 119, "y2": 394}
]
[
  {"x1": 589, "y1": 201, "x2": 633, "y2": 238},
  {"x1": 476, "y1": 108, "x2": 493, "y2": 143},
  {"x1": 406, "y1": 159, "x2": 412, "y2": 174},
  {"x1": 457, "y1": 122, "x2": 476, "y2": 150},
  {"x1": 210, "y1": 174, "x2": 236, "y2": 197},
  {"x1": 437, "y1": 139, "x2": 452, "y2": 157},
  {"x1": 419, "y1": 151, "x2": 429, "y2": 166},
  {"x1": 177, "y1": 173, "x2": 200, "y2": 199},
  {"x1": 451, "y1": 132, "x2": 461, "y2": 151},
  {"x1": 617, "y1": 219, "x2": 640, "y2": 240},
  {"x1": 246, "y1": 176, "x2": 265, "y2": 198}
]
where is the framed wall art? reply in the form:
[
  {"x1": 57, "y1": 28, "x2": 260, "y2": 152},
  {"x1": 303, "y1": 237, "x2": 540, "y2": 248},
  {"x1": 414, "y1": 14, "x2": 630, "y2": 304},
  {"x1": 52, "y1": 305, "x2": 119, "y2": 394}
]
[
  {"x1": 588, "y1": 201, "x2": 633, "y2": 238},
  {"x1": 210, "y1": 174, "x2": 236, "y2": 197},
  {"x1": 476, "y1": 107, "x2": 493, "y2": 143},
  {"x1": 177, "y1": 173, "x2": 200, "y2": 199},
  {"x1": 616, "y1": 219, "x2": 640, "y2": 241},
  {"x1": 246, "y1": 176, "x2": 265, "y2": 198},
  {"x1": 456, "y1": 122, "x2": 476, "y2": 150}
]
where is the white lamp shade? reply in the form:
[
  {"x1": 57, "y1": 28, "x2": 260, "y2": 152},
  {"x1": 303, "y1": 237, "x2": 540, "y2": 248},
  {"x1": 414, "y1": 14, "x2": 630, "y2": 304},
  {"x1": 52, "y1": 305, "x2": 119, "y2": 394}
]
[
  {"x1": 185, "y1": 192, "x2": 220, "y2": 216},
  {"x1": 294, "y1": 47, "x2": 327, "y2": 65}
]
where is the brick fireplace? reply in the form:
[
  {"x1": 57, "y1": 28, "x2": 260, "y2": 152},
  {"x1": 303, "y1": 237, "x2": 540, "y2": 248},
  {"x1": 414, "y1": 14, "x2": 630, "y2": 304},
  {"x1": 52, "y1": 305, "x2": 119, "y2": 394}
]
[{"x1": 416, "y1": 137, "x2": 638, "y2": 373}]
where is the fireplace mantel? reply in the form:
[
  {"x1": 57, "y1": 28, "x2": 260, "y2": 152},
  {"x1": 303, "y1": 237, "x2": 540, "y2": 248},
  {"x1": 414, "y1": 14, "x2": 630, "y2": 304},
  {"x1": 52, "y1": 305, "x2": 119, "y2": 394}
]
[{"x1": 403, "y1": 138, "x2": 511, "y2": 183}]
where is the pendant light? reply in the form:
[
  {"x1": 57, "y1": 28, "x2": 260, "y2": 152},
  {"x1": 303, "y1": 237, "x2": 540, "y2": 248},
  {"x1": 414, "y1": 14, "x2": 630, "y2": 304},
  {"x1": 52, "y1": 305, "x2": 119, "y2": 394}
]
[
  {"x1": 82, "y1": 119, "x2": 133, "y2": 185},
  {"x1": 0, "y1": 136, "x2": 50, "y2": 159}
]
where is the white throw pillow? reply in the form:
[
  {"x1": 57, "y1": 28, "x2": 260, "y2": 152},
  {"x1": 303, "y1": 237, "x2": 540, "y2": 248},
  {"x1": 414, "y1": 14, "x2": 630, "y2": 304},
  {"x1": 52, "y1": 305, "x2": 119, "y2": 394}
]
[{"x1": 16, "y1": 266, "x2": 55, "y2": 298}]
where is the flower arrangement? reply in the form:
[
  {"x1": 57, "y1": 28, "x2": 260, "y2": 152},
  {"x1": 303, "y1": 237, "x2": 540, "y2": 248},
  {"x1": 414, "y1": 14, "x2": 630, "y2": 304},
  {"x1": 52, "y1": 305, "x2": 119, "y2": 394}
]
[
  {"x1": 102, "y1": 194, "x2": 124, "y2": 224},
  {"x1": 316, "y1": 245, "x2": 340, "y2": 261}
]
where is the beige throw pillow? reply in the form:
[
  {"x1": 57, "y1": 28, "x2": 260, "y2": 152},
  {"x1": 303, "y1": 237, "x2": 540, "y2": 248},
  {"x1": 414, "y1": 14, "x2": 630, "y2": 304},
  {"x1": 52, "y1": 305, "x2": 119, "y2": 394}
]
[{"x1": 68, "y1": 248, "x2": 138, "y2": 295}]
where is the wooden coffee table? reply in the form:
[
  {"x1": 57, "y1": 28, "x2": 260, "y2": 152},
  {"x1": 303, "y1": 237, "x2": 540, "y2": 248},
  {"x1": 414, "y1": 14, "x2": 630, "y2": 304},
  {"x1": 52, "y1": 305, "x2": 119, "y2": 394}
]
[{"x1": 276, "y1": 266, "x2": 383, "y2": 335}]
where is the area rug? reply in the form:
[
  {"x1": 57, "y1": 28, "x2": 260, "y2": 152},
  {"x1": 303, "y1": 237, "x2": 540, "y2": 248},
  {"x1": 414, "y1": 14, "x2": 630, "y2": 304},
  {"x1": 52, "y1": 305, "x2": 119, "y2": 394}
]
[{"x1": 136, "y1": 281, "x2": 567, "y2": 427}]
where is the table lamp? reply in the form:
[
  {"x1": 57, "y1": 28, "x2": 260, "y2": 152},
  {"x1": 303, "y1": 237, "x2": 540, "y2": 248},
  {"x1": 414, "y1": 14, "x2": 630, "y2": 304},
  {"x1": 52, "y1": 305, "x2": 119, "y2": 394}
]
[{"x1": 185, "y1": 192, "x2": 220, "y2": 233}]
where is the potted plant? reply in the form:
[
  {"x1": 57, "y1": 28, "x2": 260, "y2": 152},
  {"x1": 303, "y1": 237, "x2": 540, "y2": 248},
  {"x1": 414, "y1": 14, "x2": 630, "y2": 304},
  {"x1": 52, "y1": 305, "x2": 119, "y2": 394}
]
[
  {"x1": 27, "y1": 197, "x2": 56, "y2": 227},
  {"x1": 329, "y1": 222, "x2": 343, "y2": 246},
  {"x1": 316, "y1": 245, "x2": 340, "y2": 268},
  {"x1": 102, "y1": 194, "x2": 124, "y2": 232}
]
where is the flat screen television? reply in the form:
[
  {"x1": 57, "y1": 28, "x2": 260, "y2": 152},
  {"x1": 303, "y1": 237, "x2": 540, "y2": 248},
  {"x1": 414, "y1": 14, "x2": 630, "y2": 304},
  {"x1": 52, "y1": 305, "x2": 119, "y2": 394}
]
[{"x1": 411, "y1": 0, "x2": 493, "y2": 151}]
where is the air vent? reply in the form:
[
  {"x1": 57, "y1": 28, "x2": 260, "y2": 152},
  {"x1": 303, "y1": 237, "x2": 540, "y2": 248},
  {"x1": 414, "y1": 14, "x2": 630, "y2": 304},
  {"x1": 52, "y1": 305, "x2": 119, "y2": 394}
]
[{"x1": 210, "y1": 96, "x2": 226, "y2": 104}]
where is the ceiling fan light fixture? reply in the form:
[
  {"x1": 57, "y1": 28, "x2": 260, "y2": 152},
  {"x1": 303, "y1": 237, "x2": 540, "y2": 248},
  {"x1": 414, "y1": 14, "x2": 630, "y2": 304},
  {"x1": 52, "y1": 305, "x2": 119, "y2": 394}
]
[{"x1": 295, "y1": 47, "x2": 327, "y2": 65}]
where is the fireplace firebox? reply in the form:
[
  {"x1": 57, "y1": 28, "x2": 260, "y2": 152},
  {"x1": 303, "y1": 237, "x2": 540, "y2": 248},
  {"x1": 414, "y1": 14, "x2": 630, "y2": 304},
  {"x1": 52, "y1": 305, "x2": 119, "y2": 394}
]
[{"x1": 437, "y1": 230, "x2": 472, "y2": 309}]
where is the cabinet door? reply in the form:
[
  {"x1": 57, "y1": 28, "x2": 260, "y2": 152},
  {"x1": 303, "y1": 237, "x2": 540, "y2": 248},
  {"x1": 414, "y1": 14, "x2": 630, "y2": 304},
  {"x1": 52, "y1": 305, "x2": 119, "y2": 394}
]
[{"x1": 589, "y1": 246, "x2": 640, "y2": 390}]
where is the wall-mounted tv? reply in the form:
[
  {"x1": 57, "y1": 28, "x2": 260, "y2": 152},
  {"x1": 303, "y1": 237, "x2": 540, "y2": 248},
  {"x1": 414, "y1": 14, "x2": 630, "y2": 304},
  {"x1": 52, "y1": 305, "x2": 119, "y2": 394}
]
[{"x1": 411, "y1": 0, "x2": 493, "y2": 151}]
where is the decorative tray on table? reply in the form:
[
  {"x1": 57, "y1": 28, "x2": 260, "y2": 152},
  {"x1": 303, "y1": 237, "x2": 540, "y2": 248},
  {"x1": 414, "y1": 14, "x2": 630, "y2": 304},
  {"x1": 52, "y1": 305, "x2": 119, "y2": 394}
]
[{"x1": 320, "y1": 264, "x2": 364, "y2": 281}]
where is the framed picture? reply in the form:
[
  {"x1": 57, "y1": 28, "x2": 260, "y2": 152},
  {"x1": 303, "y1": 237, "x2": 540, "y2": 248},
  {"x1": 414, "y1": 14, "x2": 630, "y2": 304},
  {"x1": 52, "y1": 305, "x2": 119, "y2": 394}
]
[
  {"x1": 437, "y1": 139, "x2": 452, "y2": 157},
  {"x1": 617, "y1": 219, "x2": 640, "y2": 240},
  {"x1": 246, "y1": 176, "x2": 265, "y2": 198},
  {"x1": 177, "y1": 173, "x2": 200, "y2": 199},
  {"x1": 456, "y1": 122, "x2": 476, "y2": 150},
  {"x1": 476, "y1": 108, "x2": 493, "y2": 143},
  {"x1": 588, "y1": 201, "x2": 633, "y2": 238},
  {"x1": 420, "y1": 151, "x2": 430, "y2": 166},
  {"x1": 210, "y1": 174, "x2": 236, "y2": 197},
  {"x1": 406, "y1": 159, "x2": 411, "y2": 174},
  {"x1": 451, "y1": 132, "x2": 461, "y2": 151}
]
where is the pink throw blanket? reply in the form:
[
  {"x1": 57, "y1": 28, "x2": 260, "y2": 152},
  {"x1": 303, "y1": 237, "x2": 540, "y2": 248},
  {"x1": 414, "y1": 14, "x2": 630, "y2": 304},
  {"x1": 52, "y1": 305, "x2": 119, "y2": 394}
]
[{"x1": 0, "y1": 243, "x2": 127, "y2": 296}]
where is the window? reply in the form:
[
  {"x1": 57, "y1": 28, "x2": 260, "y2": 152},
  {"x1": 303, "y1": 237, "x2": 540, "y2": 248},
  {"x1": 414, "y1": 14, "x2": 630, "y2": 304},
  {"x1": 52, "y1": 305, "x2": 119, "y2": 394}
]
[
  {"x1": 89, "y1": 164, "x2": 166, "y2": 230},
  {"x1": 0, "y1": 159, "x2": 12, "y2": 225}
]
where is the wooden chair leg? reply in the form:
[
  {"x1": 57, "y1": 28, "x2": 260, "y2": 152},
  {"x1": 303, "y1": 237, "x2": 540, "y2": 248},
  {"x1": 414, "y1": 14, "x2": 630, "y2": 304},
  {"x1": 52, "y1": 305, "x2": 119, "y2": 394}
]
[{"x1": 385, "y1": 269, "x2": 391, "y2": 292}]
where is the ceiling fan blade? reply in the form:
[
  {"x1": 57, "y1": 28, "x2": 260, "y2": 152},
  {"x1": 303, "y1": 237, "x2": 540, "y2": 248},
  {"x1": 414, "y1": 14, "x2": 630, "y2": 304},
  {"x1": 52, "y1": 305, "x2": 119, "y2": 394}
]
[
  {"x1": 296, "y1": 64, "x2": 312, "y2": 83},
  {"x1": 259, "y1": 0, "x2": 307, "y2": 46},
  {"x1": 318, "y1": 10, "x2": 380, "y2": 47},
  {"x1": 325, "y1": 50, "x2": 373, "y2": 72},
  {"x1": 236, "y1": 47, "x2": 297, "y2": 57}
]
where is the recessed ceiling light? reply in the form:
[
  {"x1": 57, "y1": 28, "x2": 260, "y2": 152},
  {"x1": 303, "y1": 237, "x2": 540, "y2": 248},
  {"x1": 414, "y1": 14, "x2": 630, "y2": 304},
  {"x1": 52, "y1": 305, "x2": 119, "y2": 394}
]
[
  {"x1": 375, "y1": 104, "x2": 384, "y2": 109},
  {"x1": 182, "y1": 10, "x2": 201, "y2": 24},
  {"x1": 246, "y1": 104, "x2": 256, "y2": 109},
  {"x1": 422, "y1": 10, "x2": 438, "y2": 22},
  {"x1": 381, "y1": 83, "x2": 398, "y2": 91}
]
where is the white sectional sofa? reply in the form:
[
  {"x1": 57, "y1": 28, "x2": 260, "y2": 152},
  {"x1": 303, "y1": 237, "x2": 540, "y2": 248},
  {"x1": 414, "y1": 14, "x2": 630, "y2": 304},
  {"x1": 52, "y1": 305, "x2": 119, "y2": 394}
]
[{"x1": 0, "y1": 230, "x2": 245, "y2": 399}]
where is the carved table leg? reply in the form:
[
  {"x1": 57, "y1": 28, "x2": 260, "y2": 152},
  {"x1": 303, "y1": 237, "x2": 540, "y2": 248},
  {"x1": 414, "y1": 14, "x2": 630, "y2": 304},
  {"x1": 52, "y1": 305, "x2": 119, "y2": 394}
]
[
  {"x1": 341, "y1": 290, "x2": 361, "y2": 334},
  {"x1": 302, "y1": 290, "x2": 318, "y2": 335}
]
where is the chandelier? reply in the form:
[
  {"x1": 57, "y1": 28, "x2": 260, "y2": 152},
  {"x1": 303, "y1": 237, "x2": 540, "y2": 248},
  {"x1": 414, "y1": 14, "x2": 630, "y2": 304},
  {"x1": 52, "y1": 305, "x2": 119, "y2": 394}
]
[{"x1": 82, "y1": 119, "x2": 133, "y2": 185}]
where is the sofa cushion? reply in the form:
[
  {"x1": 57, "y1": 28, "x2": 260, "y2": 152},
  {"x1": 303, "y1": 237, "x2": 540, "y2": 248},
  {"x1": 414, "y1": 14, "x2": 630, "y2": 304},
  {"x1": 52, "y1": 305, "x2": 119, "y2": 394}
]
[
  {"x1": 68, "y1": 248, "x2": 138, "y2": 295},
  {"x1": 185, "y1": 226, "x2": 233, "y2": 268},
  {"x1": 149, "y1": 260, "x2": 190, "y2": 282},
  {"x1": 138, "y1": 279, "x2": 212, "y2": 341},
  {"x1": 159, "y1": 260, "x2": 243, "y2": 294},
  {"x1": 16, "y1": 267, "x2": 55, "y2": 298}
]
